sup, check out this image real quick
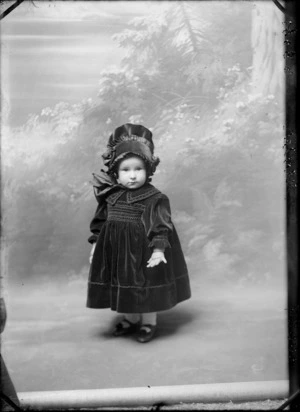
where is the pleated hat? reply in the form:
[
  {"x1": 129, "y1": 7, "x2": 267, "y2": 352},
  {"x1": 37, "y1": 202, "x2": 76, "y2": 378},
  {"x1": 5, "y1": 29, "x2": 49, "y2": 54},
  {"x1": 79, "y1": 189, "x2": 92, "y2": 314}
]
[{"x1": 102, "y1": 123, "x2": 160, "y2": 175}]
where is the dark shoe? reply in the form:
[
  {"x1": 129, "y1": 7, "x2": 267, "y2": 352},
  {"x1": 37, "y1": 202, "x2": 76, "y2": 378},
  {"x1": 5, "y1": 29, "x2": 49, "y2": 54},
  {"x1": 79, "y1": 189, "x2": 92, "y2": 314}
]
[
  {"x1": 136, "y1": 324, "x2": 157, "y2": 343},
  {"x1": 113, "y1": 319, "x2": 139, "y2": 337}
]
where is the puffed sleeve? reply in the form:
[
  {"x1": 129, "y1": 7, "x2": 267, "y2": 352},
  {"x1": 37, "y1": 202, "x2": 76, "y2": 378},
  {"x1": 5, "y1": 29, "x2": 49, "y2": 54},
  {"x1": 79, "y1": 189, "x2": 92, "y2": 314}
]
[
  {"x1": 143, "y1": 194, "x2": 173, "y2": 249},
  {"x1": 88, "y1": 202, "x2": 107, "y2": 244}
]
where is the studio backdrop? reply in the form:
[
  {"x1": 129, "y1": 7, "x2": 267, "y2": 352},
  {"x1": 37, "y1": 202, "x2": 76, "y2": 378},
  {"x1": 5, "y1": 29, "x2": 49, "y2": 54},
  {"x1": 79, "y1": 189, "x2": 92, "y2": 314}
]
[{"x1": 0, "y1": 0, "x2": 287, "y2": 394}]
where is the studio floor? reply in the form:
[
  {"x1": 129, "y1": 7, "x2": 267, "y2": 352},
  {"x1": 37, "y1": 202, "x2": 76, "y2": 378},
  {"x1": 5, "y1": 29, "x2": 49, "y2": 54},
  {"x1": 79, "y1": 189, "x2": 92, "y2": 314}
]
[{"x1": 1, "y1": 275, "x2": 287, "y2": 394}]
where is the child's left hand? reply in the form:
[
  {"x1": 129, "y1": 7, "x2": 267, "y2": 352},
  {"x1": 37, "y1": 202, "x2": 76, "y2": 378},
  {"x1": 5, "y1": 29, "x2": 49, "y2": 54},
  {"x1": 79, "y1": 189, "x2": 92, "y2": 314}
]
[{"x1": 147, "y1": 250, "x2": 167, "y2": 268}]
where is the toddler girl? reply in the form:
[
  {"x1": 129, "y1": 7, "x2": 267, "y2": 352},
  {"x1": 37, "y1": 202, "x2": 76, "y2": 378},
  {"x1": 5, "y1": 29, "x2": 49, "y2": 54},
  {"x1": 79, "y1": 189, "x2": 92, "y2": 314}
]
[{"x1": 87, "y1": 123, "x2": 191, "y2": 343}]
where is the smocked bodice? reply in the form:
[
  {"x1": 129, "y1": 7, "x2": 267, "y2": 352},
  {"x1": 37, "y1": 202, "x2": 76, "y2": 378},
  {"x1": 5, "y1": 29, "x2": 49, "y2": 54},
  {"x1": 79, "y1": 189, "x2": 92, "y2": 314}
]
[{"x1": 107, "y1": 201, "x2": 145, "y2": 222}]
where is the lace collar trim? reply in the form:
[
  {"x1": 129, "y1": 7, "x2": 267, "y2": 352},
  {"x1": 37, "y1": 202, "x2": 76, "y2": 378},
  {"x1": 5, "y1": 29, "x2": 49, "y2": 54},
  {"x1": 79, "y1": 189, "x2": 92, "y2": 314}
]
[{"x1": 106, "y1": 184, "x2": 160, "y2": 205}]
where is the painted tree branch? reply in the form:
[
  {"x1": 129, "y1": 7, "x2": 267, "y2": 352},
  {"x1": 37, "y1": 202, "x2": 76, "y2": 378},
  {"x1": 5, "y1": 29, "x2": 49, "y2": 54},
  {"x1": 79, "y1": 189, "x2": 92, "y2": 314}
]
[{"x1": 179, "y1": 2, "x2": 199, "y2": 53}]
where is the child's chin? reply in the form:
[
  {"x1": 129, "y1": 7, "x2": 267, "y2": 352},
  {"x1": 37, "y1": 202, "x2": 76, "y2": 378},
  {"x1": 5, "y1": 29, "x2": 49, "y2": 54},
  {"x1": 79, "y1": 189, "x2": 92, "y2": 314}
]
[{"x1": 127, "y1": 183, "x2": 143, "y2": 189}]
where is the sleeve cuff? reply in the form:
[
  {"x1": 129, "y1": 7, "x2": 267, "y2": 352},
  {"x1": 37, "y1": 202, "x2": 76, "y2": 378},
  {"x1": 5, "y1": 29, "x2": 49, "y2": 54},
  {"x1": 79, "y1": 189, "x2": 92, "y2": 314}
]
[
  {"x1": 88, "y1": 235, "x2": 98, "y2": 244},
  {"x1": 148, "y1": 235, "x2": 171, "y2": 249}
]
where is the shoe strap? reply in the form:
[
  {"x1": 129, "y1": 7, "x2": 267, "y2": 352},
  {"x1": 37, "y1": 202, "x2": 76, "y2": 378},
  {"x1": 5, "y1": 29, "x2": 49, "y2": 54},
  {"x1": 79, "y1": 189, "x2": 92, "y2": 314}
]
[
  {"x1": 120, "y1": 319, "x2": 137, "y2": 328},
  {"x1": 140, "y1": 324, "x2": 156, "y2": 333}
]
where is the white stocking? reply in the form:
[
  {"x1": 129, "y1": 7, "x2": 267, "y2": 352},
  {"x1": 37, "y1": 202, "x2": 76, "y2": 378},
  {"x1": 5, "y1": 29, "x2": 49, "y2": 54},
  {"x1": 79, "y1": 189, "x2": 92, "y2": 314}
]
[
  {"x1": 123, "y1": 313, "x2": 140, "y2": 324},
  {"x1": 141, "y1": 312, "x2": 157, "y2": 326}
]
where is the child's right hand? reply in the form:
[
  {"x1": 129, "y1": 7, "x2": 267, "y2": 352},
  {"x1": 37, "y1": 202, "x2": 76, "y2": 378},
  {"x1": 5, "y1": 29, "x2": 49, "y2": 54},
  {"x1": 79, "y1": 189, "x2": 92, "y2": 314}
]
[{"x1": 89, "y1": 243, "x2": 96, "y2": 264}]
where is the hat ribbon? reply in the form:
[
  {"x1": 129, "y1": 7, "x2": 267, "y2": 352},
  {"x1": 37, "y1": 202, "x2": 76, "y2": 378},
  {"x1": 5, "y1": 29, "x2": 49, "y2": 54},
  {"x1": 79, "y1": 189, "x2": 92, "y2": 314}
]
[{"x1": 91, "y1": 170, "x2": 119, "y2": 199}]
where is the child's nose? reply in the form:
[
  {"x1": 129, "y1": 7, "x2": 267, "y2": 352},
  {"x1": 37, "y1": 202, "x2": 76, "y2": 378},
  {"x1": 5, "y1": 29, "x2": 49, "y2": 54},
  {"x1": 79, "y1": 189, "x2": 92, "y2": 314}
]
[{"x1": 129, "y1": 171, "x2": 136, "y2": 179}]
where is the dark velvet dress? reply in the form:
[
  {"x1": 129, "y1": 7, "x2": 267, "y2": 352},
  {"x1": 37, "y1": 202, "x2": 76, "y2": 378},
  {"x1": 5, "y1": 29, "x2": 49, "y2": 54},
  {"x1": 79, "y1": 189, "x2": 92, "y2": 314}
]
[{"x1": 87, "y1": 182, "x2": 191, "y2": 313}]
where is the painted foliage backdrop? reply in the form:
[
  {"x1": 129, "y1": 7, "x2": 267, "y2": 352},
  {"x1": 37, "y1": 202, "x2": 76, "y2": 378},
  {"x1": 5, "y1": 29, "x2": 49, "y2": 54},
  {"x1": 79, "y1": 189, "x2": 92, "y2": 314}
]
[{"x1": 1, "y1": 1, "x2": 285, "y2": 289}]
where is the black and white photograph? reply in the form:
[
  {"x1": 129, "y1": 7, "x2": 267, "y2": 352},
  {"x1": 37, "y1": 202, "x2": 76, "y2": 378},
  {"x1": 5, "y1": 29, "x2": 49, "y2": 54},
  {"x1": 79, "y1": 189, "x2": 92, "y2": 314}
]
[{"x1": 0, "y1": 0, "x2": 294, "y2": 410}]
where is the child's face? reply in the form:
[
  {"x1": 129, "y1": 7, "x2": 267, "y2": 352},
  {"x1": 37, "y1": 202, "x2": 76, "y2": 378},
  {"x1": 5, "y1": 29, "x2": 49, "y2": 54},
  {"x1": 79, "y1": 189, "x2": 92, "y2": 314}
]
[{"x1": 117, "y1": 156, "x2": 147, "y2": 189}]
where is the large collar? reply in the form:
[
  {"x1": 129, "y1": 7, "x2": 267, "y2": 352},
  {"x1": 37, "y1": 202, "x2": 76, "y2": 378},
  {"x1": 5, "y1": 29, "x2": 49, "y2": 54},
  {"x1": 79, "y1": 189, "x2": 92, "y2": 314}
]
[{"x1": 106, "y1": 184, "x2": 160, "y2": 205}]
